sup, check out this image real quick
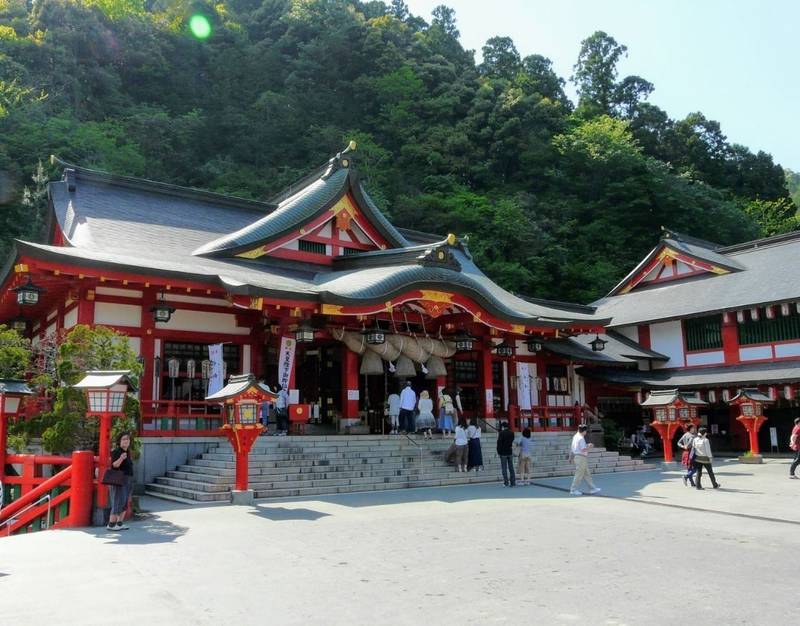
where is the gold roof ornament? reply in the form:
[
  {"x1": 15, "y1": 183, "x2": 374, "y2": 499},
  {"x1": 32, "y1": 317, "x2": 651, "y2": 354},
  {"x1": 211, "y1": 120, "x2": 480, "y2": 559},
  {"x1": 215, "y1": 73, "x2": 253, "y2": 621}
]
[{"x1": 446, "y1": 233, "x2": 456, "y2": 246}]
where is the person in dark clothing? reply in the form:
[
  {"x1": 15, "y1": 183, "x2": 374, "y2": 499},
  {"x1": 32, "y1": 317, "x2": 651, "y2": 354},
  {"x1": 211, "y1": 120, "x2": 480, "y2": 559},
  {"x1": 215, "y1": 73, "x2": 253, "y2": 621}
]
[
  {"x1": 496, "y1": 421, "x2": 516, "y2": 487},
  {"x1": 108, "y1": 432, "x2": 134, "y2": 531}
]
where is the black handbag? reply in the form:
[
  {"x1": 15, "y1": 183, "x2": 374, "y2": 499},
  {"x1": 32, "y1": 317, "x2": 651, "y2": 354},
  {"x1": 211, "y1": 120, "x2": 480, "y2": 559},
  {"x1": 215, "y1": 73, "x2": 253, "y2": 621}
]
[{"x1": 101, "y1": 468, "x2": 125, "y2": 486}]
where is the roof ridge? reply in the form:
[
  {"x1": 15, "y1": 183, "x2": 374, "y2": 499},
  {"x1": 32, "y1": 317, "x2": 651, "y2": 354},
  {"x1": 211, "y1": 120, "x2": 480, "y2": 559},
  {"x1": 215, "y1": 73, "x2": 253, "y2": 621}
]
[
  {"x1": 718, "y1": 229, "x2": 800, "y2": 254},
  {"x1": 661, "y1": 227, "x2": 721, "y2": 250},
  {"x1": 51, "y1": 156, "x2": 275, "y2": 213}
]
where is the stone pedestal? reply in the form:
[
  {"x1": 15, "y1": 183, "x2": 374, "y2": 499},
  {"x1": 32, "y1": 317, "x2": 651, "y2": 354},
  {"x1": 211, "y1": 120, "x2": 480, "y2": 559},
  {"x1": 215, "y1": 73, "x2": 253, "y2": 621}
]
[
  {"x1": 231, "y1": 489, "x2": 255, "y2": 505},
  {"x1": 587, "y1": 424, "x2": 604, "y2": 448},
  {"x1": 737, "y1": 454, "x2": 764, "y2": 464}
]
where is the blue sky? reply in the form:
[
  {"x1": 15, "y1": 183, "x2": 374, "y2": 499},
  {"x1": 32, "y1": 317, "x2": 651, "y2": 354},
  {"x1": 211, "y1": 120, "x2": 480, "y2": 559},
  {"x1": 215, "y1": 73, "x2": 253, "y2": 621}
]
[{"x1": 404, "y1": 0, "x2": 800, "y2": 171}]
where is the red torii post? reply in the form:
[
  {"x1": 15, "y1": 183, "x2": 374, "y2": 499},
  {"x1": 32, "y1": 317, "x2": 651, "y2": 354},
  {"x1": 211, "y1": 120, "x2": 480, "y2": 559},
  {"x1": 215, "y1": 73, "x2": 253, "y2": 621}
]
[
  {"x1": 640, "y1": 389, "x2": 707, "y2": 463},
  {"x1": 207, "y1": 374, "x2": 277, "y2": 505},
  {"x1": 727, "y1": 388, "x2": 773, "y2": 459}
]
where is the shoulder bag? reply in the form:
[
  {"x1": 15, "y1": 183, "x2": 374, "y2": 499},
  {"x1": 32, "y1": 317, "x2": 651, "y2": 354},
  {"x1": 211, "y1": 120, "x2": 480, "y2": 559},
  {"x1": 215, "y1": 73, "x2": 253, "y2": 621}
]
[{"x1": 101, "y1": 468, "x2": 125, "y2": 486}]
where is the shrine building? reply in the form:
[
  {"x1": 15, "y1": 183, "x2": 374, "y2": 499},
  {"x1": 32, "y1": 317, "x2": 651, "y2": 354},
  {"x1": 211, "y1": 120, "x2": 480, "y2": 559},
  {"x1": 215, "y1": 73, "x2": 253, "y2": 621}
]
[{"x1": 0, "y1": 144, "x2": 639, "y2": 469}]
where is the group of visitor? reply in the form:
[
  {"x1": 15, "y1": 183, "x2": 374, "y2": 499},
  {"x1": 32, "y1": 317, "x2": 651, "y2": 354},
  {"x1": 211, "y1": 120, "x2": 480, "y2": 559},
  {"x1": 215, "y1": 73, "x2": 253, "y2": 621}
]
[
  {"x1": 386, "y1": 382, "x2": 462, "y2": 438},
  {"x1": 677, "y1": 424, "x2": 721, "y2": 489}
]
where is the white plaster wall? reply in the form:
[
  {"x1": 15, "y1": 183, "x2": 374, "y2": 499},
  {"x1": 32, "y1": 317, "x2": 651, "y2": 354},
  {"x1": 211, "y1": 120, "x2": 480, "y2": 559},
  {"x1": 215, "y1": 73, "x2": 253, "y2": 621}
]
[
  {"x1": 615, "y1": 326, "x2": 638, "y2": 342},
  {"x1": 740, "y1": 346, "x2": 772, "y2": 361},
  {"x1": 685, "y1": 351, "x2": 725, "y2": 366},
  {"x1": 94, "y1": 302, "x2": 142, "y2": 327},
  {"x1": 165, "y1": 294, "x2": 229, "y2": 307},
  {"x1": 318, "y1": 221, "x2": 332, "y2": 237},
  {"x1": 63, "y1": 307, "x2": 78, "y2": 329},
  {"x1": 649, "y1": 321, "x2": 684, "y2": 368},
  {"x1": 775, "y1": 342, "x2": 800, "y2": 358},
  {"x1": 156, "y1": 309, "x2": 249, "y2": 335},
  {"x1": 45, "y1": 321, "x2": 57, "y2": 336},
  {"x1": 96, "y1": 286, "x2": 143, "y2": 298}
]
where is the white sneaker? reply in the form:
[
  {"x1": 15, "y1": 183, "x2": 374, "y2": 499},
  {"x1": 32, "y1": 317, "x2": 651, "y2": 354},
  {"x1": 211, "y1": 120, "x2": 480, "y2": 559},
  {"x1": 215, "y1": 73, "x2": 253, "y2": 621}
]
[
  {"x1": 570, "y1": 489, "x2": 583, "y2": 496},
  {"x1": 589, "y1": 487, "x2": 601, "y2": 494}
]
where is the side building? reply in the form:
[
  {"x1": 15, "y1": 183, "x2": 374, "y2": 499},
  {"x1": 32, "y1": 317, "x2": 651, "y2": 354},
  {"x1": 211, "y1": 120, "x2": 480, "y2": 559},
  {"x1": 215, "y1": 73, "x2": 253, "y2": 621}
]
[{"x1": 580, "y1": 228, "x2": 800, "y2": 452}]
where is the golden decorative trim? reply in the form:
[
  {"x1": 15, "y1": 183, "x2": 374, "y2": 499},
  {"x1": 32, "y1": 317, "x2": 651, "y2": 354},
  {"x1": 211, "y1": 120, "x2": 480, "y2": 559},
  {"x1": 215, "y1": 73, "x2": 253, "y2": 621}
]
[
  {"x1": 14, "y1": 263, "x2": 28, "y2": 273},
  {"x1": 511, "y1": 324, "x2": 525, "y2": 334},
  {"x1": 321, "y1": 304, "x2": 343, "y2": 315},
  {"x1": 236, "y1": 247, "x2": 266, "y2": 260},
  {"x1": 419, "y1": 290, "x2": 453, "y2": 304},
  {"x1": 86, "y1": 290, "x2": 95, "y2": 301},
  {"x1": 446, "y1": 233, "x2": 456, "y2": 245},
  {"x1": 53, "y1": 270, "x2": 60, "y2": 276},
  {"x1": 249, "y1": 297, "x2": 263, "y2": 311}
]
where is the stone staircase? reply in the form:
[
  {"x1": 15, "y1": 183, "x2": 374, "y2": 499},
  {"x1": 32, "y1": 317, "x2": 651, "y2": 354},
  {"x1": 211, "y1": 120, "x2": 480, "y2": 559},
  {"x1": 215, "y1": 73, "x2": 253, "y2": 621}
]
[{"x1": 144, "y1": 432, "x2": 653, "y2": 503}]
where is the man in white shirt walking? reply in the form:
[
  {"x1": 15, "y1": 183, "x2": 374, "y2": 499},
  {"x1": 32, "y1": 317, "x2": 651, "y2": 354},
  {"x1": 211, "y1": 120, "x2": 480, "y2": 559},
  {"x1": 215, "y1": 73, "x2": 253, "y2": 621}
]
[
  {"x1": 399, "y1": 381, "x2": 416, "y2": 434},
  {"x1": 570, "y1": 424, "x2": 601, "y2": 496}
]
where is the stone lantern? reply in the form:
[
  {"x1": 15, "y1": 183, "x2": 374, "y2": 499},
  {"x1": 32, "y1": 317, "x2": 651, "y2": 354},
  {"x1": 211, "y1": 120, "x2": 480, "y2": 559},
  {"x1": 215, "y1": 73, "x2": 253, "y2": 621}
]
[
  {"x1": 640, "y1": 389, "x2": 706, "y2": 463},
  {"x1": 727, "y1": 388, "x2": 773, "y2": 460},
  {"x1": 206, "y1": 374, "x2": 277, "y2": 504}
]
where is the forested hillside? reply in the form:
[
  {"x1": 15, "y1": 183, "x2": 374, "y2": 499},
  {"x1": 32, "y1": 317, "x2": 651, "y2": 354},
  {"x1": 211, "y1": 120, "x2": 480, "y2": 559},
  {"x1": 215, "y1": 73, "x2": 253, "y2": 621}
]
[{"x1": 0, "y1": 0, "x2": 796, "y2": 303}]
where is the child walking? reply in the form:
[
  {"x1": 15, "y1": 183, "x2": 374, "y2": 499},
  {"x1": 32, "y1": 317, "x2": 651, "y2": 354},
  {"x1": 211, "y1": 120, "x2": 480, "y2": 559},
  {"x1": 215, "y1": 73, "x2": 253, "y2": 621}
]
[{"x1": 517, "y1": 428, "x2": 533, "y2": 485}]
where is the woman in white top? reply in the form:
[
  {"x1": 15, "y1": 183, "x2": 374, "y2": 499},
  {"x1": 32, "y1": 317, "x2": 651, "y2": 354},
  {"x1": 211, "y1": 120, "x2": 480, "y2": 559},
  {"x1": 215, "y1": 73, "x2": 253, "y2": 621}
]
[
  {"x1": 453, "y1": 418, "x2": 469, "y2": 472},
  {"x1": 416, "y1": 390, "x2": 435, "y2": 439},
  {"x1": 691, "y1": 427, "x2": 720, "y2": 490},
  {"x1": 466, "y1": 418, "x2": 483, "y2": 471},
  {"x1": 387, "y1": 393, "x2": 401, "y2": 434}
]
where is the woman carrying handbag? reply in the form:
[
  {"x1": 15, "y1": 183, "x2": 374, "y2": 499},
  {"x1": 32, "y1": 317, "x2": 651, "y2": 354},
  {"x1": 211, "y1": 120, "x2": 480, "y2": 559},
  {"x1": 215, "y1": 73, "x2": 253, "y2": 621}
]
[{"x1": 107, "y1": 432, "x2": 135, "y2": 531}]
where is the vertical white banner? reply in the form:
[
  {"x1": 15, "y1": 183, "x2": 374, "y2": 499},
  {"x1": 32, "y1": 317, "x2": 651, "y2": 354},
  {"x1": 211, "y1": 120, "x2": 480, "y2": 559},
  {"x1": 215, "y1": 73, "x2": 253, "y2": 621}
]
[
  {"x1": 278, "y1": 336, "x2": 296, "y2": 391},
  {"x1": 207, "y1": 343, "x2": 224, "y2": 396},
  {"x1": 516, "y1": 362, "x2": 532, "y2": 410}
]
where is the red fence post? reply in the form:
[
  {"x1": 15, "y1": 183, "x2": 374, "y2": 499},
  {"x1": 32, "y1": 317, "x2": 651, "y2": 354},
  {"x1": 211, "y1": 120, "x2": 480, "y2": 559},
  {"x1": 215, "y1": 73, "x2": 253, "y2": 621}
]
[{"x1": 68, "y1": 450, "x2": 94, "y2": 528}]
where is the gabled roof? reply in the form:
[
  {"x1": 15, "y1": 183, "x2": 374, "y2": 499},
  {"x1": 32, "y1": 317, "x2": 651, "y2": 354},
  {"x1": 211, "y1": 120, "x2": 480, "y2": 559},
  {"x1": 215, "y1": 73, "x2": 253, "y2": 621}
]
[
  {"x1": 541, "y1": 330, "x2": 668, "y2": 365},
  {"x1": 640, "y1": 388, "x2": 707, "y2": 407},
  {"x1": 205, "y1": 373, "x2": 276, "y2": 401},
  {"x1": 193, "y1": 144, "x2": 408, "y2": 257},
  {"x1": 607, "y1": 227, "x2": 744, "y2": 297},
  {"x1": 728, "y1": 388, "x2": 772, "y2": 404},
  {"x1": 594, "y1": 228, "x2": 800, "y2": 328}
]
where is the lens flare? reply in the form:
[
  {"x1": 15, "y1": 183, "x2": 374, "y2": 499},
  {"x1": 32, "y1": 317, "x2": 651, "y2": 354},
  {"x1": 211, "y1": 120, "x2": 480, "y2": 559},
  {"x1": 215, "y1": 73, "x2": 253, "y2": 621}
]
[{"x1": 189, "y1": 14, "x2": 212, "y2": 40}]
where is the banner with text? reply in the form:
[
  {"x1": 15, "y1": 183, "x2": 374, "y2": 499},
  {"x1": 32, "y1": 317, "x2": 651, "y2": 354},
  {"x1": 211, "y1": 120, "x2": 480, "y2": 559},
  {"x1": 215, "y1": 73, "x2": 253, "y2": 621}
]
[
  {"x1": 207, "y1": 343, "x2": 225, "y2": 397},
  {"x1": 516, "y1": 362, "x2": 532, "y2": 410},
  {"x1": 278, "y1": 336, "x2": 296, "y2": 391}
]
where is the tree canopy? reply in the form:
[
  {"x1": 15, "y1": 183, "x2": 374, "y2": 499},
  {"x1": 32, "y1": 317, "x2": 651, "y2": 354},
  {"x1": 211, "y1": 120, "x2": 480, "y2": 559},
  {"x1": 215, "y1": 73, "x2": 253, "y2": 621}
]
[{"x1": 0, "y1": 0, "x2": 794, "y2": 303}]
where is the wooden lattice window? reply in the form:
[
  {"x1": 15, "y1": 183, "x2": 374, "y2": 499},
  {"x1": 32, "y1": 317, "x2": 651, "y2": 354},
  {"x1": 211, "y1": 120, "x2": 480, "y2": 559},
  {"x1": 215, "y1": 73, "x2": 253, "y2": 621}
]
[
  {"x1": 684, "y1": 315, "x2": 722, "y2": 351},
  {"x1": 298, "y1": 240, "x2": 327, "y2": 255},
  {"x1": 738, "y1": 308, "x2": 800, "y2": 345}
]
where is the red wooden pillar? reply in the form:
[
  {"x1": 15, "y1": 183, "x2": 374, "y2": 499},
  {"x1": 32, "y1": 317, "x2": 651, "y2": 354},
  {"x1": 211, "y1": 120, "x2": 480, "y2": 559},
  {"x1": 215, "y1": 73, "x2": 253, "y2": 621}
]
[
  {"x1": 721, "y1": 314, "x2": 740, "y2": 364},
  {"x1": 68, "y1": 450, "x2": 94, "y2": 528},
  {"x1": 342, "y1": 348, "x2": 359, "y2": 419},
  {"x1": 140, "y1": 289, "x2": 156, "y2": 405},
  {"x1": 76, "y1": 288, "x2": 95, "y2": 325},
  {"x1": 97, "y1": 413, "x2": 111, "y2": 508},
  {"x1": 0, "y1": 403, "x2": 6, "y2": 481}
]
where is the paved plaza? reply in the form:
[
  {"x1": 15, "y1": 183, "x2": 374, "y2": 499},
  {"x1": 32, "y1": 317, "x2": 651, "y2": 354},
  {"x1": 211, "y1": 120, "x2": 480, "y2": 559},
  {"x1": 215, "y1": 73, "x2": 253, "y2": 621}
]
[{"x1": 2, "y1": 459, "x2": 799, "y2": 625}]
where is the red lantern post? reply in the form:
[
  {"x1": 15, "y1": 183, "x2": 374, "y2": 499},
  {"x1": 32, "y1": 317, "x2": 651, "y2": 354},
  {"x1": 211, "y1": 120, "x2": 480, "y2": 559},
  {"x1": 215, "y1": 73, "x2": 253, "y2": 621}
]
[
  {"x1": 727, "y1": 389, "x2": 773, "y2": 458},
  {"x1": 0, "y1": 380, "x2": 34, "y2": 481},
  {"x1": 640, "y1": 389, "x2": 706, "y2": 463},
  {"x1": 73, "y1": 371, "x2": 135, "y2": 518},
  {"x1": 206, "y1": 374, "x2": 277, "y2": 504}
]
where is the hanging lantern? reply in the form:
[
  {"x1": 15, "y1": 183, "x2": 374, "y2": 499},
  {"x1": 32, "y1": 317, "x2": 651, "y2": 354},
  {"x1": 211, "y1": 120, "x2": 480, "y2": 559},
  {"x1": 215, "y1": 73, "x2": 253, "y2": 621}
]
[
  {"x1": 722, "y1": 389, "x2": 731, "y2": 402},
  {"x1": 295, "y1": 320, "x2": 315, "y2": 344},
  {"x1": 167, "y1": 357, "x2": 180, "y2": 378},
  {"x1": 736, "y1": 310, "x2": 746, "y2": 323},
  {"x1": 765, "y1": 306, "x2": 775, "y2": 320},
  {"x1": 635, "y1": 391, "x2": 643, "y2": 405},
  {"x1": 12, "y1": 276, "x2": 45, "y2": 306},
  {"x1": 363, "y1": 321, "x2": 386, "y2": 346},
  {"x1": 708, "y1": 389, "x2": 717, "y2": 404},
  {"x1": 768, "y1": 386, "x2": 777, "y2": 401},
  {"x1": 589, "y1": 334, "x2": 608, "y2": 352},
  {"x1": 186, "y1": 359, "x2": 196, "y2": 379},
  {"x1": 201, "y1": 359, "x2": 212, "y2": 380},
  {"x1": 494, "y1": 340, "x2": 514, "y2": 358},
  {"x1": 535, "y1": 377, "x2": 542, "y2": 391},
  {"x1": 784, "y1": 385, "x2": 795, "y2": 401},
  {"x1": 750, "y1": 308, "x2": 760, "y2": 321},
  {"x1": 453, "y1": 331, "x2": 475, "y2": 351},
  {"x1": 781, "y1": 303, "x2": 791, "y2": 316},
  {"x1": 526, "y1": 335, "x2": 543, "y2": 353},
  {"x1": 150, "y1": 290, "x2": 176, "y2": 323}
]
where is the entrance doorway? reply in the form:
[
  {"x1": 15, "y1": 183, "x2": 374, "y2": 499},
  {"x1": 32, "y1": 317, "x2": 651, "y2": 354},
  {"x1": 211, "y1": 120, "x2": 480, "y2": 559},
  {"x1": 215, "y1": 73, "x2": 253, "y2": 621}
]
[{"x1": 295, "y1": 343, "x2": 342, "y2": 427}]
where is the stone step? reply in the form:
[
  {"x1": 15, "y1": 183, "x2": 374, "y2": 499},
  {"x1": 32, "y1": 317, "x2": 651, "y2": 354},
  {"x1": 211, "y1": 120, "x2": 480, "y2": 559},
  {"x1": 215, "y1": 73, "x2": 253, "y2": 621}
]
[
  {"x1": 153, "y1": 476, "x2": 231, "y2": 492},
  {"x1": 145, "y1": 482, "x2": 230, "y2": 502}
]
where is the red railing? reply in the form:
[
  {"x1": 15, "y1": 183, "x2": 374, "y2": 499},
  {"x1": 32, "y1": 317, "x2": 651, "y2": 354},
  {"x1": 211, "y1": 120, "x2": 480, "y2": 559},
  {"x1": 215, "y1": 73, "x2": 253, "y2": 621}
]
[
  {"x1": 508, "y1": 405, "x2": 581, "y2": 432},
  {"x1": 140, "y1": 400, "x2": 225, "y2": 437},
  {"x1": 0, "y1": 451, "x2": 93, "y2": 536}
]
